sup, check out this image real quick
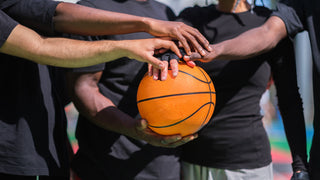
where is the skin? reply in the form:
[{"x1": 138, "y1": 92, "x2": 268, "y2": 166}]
[
  {"x1": 149, "y1": 0, "x2": 254, "y2": 80},
  {"x1": 1, "y1": 24, "x2": 181, "y2": 69},
  {"x1": 65, "y1": 0, "x2": 198, "y2": 148},
  {"x1": 0, "y1": 2, "x2": 212, "y2": 69},
  {"x1": 66, "y1": 71, "x2": 197, "y2": 148},
  {"x1": 182, "y1": 2, "x2": 309, "y2": 175},
  {"x1": 184, "y1": 16, "x2": 287, "y2": 62}
]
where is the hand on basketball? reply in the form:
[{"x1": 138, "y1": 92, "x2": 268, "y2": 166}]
[
  {"x1": 149, "y1": 48, "x2": 196, "y2": 80},
  {"x1": 134, "y1": 119, "x2": 198, "y2": 148},
  {"x1": 184, "y1": 46, "x2": 216, "y2": 63}
]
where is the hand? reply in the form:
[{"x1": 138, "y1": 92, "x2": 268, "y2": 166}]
[
  {"x1": 145, "y1": 18, "x2": 212, "y2": 56},
  {"x1": 149, "y1": 49, "x2": 196, "y2": 81},
  {"x1": 184, "y1": 49, "x2": 216, "y2": 63},
  {"x1": 123, "y1": 38, "x2": 182, "y2": 70},
  {"x1": 133, "y1": 119, "x2": 198, "y2": 148}
]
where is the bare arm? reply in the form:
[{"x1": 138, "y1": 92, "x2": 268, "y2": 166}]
[
  {"x1": 66, "y1": 71, "x2": 197, "y2": 148},
  {"x1": 0, "y1": 24, "x2": 180, "y2": 68},
  {"x1": 184, "y1": 16, "x2": 288, "y2": 62},
  {"x1": 54, "y1": 2, "x2": 211, "y2": 55}
]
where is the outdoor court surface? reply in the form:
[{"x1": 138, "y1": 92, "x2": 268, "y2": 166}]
[{"x1": 66, "y1": 104, "x2": 313, "y2": 180}]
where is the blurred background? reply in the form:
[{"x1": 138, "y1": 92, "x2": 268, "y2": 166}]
[{"x1": 63, "y1": 0, "x2": 314, "y2": 179}]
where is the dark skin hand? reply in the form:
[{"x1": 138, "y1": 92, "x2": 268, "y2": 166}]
[
  {"x1": 66, "y1": 71, "x2": 198, "y2": 148},
  {"x1": 54, "y1": 2, "x2": 212, "y2": 57}
]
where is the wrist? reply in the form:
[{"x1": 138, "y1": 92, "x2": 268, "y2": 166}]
[
  {"x1": 210, "y1": 44, "x2": 223, "y2": 60},
  {"x1": 141, "y1": 17, "x2": 152, "y2": 33}
]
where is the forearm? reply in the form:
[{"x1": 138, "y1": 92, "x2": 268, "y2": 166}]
[
  {"x1": 66, "y1": 72, "x2": 138, "y2": 138},
  {"x1": 198, "y1": 16, "x2": 288, "y2": 61},
  {"x1": 54, "y1": 2, "x2": 149, "y2": 35},
  {"x1": 1, "y1": 24, "x2": 131, "y2": 67},
  {"x1": 212, "y1": 27, "x2": 278, "y2": 60}
]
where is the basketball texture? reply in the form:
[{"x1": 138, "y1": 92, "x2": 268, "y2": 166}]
[{"x1": 137, "y1": 62, "x2": 216, "y2": 136}]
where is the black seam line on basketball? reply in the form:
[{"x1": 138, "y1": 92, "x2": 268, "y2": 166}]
[
  {"x1": 196, "y1": 67, "x2": 214, "y2": 132},
  {"x1": 137, "y1": 92, "x2": 216, "y2": 103},
  {"x1": 198, "y1": 67, "x2": 213, "y2": 103},
  {"x1": 148, "y1": 102, "x2": 215, "y2": 129},
  {"x1": 198, "y1": 103, "x2": 214, "y2": 131},
  {"x1": 178, "y1": 69, "x2": 212, "y2": 84}
]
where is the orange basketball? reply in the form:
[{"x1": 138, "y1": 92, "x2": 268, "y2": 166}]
[{"x1": 136, "y1": 62, "x2": 216, "y2": 136}]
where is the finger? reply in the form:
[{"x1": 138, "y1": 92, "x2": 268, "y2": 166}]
[
  {"x1": 153, "y1": 65, "x2": 160, "y2": 80},
  {"x1": 186, "y1": 27, "x2": 212, "y2": 52},
  {"x1": 136, "y1": 119, "x2": 148, "y2": 131},
  {"x1": 148, "y1": 64, "x2": 153, "y2": 76},
  {"x1": 157, "y1": 48, "x2": 168, "y2": 54},
  {"x1": 155, "y1": 39, "x2": 182, "y2": 59},
  {"x1": 175, "y1": 32, "x2": 191, "y2": 55},
  {"x1": 160, "y1": 135, "x2": 182, "y2": 145},
  {"x1": 181, "y1": 31, "x2": 207, "y2": 56},
  {"x1": 167, "y1": 134, "x2": 198, "y2": 147},
  {"x1": 160, "y1": 61, "x2": 168, "y2": 81},
  {"x1": 184, "y1": 52, "x2": 202, "y2": 61},
  {"x1": 169, "y1": 59, "x2": 179, "y2": 77},
  {"x1": 177, "y1": 41, "x2": 183, "y2": 48},
  {"x1": 186, "y1": 60, "x2": 196, "y2": 68},
  {"x1": 166, "y1": 41, "x2": 182, "y2": 59}
]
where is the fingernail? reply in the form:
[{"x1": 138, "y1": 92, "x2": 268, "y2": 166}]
[
  {"x1": 201, "y1": 50, "x2": 206, "y2": 55},
  {"x1": 153, "y1": 75, "x2": 158, "y2": 80},
  {"x1": 159, "y1": 63, "x2": 164, "y2": 69},
  {"x1": 173, "y1": 72, "x2": 178, "y2": 77},
  {"x1": 208, "y1": 46, "x2": 213, "y2": 51}
]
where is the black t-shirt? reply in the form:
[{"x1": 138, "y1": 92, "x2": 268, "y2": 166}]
[
  {"x1": 0, "y1": 10, "x2": 17, "y2": 47},
  {"x1": 0, "y1": 0, "x2": 69, "y2": 177},
  {"x1": 178, "y1": 5, "x2": 274, "y2": 169},
  {"x1": 273, "y1": 0, "x2": 320, "y2": 77},
  {"x1": 68, "y1": 0, "x2": 180, "y2": 180}
]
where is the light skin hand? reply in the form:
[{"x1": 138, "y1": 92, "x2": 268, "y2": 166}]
[
  {"x1": 148, "y1": 59, "x2": 196, "y2": 81},
  {"x1": 125, "y1": 38, "x2": 182, "y2": 70}
]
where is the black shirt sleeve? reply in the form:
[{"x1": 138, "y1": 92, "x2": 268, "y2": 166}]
[
  {"x1": 2, "y1": 0, "x2": 61, "y2": 35},
  {"x1": 272, "y1": 0, "x2": 305, "y2": 39},
  {"x1": 0, "y1": 9, "x2": 17, "y2": 47}
]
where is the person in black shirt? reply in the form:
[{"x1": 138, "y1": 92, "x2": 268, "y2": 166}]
[
  {"x1": 185, "y1": 0, "x2": 319, "y2": 179},
  {"x1": 0, "y1": 0, "x2": 210, "y2": 179},
  {"x1": 65, "y1": 0, "x2": 199, "y2": 179},
  {"x1": 152, "y1": 0, "x2": 306, "y2": 179}
]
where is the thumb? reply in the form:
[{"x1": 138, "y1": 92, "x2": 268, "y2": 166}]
[
  {"x1": 136, "y1": 119, "x2": 148, "y2": 131},
  {"x1": 184, "y1": 52, "x2": 202, "y2": 61}
]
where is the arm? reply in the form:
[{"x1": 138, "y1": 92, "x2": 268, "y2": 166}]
[
  {"x1": 54, "y1": 2, "x2": 211, "y2": 55},
  {"x1": 65, "y1": 71, "x2": 196, "y2": 148},
  {"x1": 184, "y1": 16, "x2": 288, "y2": 62},
  {"x1": 0, "y1": 24, "x2": 180, "y2": 68}
]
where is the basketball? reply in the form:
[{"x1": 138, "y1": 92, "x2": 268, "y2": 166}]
[{"x1": 136, "y1": 62, "x2": 216, "y2": 136}]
